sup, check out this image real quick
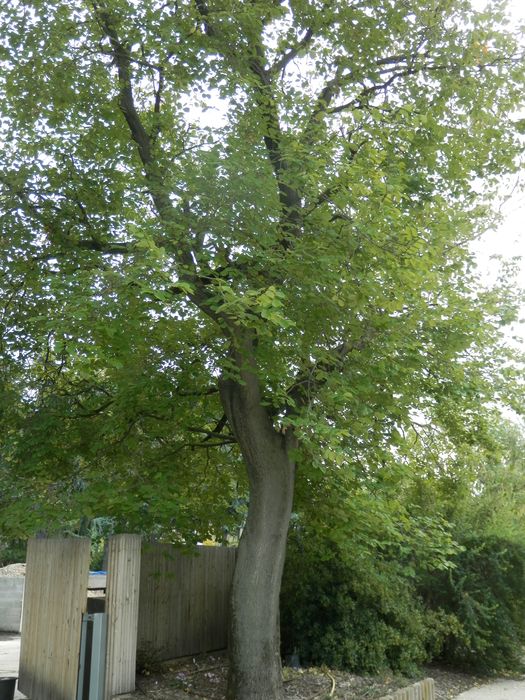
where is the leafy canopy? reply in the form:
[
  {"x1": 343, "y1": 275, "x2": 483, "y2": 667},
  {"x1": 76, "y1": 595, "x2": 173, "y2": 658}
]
[{"x1": 0, "y1": 0, "x2": 524, "y2": 540}]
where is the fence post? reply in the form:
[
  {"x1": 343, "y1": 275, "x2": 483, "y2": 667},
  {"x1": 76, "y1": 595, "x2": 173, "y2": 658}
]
[
  {"x1": 104, "y1": 534, "x2": 141, "y2": 700},
  {"x1": 18, "y1": 538, "x2": 90, "y2": 700}
]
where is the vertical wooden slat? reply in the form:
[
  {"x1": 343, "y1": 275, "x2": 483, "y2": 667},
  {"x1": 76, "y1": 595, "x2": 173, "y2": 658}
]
[
  {"x1": 137, "y1": 544, "x2": 236, "y2": 660},
  {"x1": 104, "y1": 534, "x2": 141, "y2": 699},
  {"x1": 380, "y1": 679, "x2": 435, "y2": 700},
  {"x1": 18, "y1": 538, "x2": 90, "y2": 700}
]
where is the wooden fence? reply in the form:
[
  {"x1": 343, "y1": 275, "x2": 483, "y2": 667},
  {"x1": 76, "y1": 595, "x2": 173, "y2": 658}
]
[
  {"x1": 138, "y1": 544, "x2": 236, "y2": 660},
  {"x1": 18, "y1": 538, "x2": 91, "y2": 700},
  {"x1": 104, "y1": 534, "x2": 141, "y2": 699},
  {"x1": 380, "y1": 678, "x2": 435, "y2": 700},
  {"x1": 17, "y1": 537, "x2": 235, "y2": 700}
]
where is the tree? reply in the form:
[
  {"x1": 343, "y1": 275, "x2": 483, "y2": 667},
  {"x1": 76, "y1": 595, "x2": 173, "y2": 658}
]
[{"x1": 0, "y1": 1, "x2": 524, "y2": 698}]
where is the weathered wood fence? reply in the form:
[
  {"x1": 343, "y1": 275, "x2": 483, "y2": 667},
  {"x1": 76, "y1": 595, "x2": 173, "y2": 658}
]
[
  {"x1": 105, "y1": 534, "x2": 142, "y2": 698},
  {"x1": 138, "y1": 543, "x2": 237, "y2": 660},
  {"x1": 18, "y1": 538, "x2": 91, "y2": 700},
  {"x1": 18, "y1": 536, "x2": 236, "y2": 699},
  {"x1": 380, "y1": 678, "x2": 435, "y2": 700}
]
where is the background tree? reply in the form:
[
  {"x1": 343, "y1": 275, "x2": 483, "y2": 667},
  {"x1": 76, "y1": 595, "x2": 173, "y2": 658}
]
[
  {"x1": 281, "y1": 414, "x2": 525, "y2": 677},
  {"x1": 0, "y1": 1, "x2": 524, "y2": 698}
]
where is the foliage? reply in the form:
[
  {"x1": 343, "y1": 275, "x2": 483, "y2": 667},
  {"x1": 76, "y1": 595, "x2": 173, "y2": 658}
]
[
  {"x1": 460, "y1": 422, "x2": 525, "y2": 543},
  {"x1": 281, "y1": 535, "x2": 432, "y2": 675},
  {"x1": 419, "y1": 536, "x2": 525, "y2": 673},
  {"x1": 0, "y1": 1, "x2": 524, "y2": 694},
  {"x1": 84, "y1": 516, "x2": 115, "y2": 570},
  {"x1": 0, "y1": 538, "x2": 26, "y2": 567},
  {"x1": 136, "y1": 643, "x2": 167, "y2": 677},
  {"x1": 0, "y1": 0, "x2": 523, "y2": 539},
  {"x1": 282, "y1": 419, "x2": 525, "y2": 676},
  {"x1": 403, "y1": 420, "x2": 525, "y2": 673}
]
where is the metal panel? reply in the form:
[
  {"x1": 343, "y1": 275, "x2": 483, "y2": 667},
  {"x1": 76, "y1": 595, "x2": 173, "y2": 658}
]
[
  {"x1": 89, "y1": 613, "x2": 107, "y2": 700},
  {"x1": 77, "y1": 615, "x2": 89, "y2": 700}
]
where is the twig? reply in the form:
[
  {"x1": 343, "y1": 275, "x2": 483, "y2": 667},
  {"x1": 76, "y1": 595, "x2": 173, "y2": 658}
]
[
  {"x1": 327, "y1": 670, "x2": 336, "y2": 697},
  {"x1": 309, "y1": 669, "x2": 337, "y2": 699}
]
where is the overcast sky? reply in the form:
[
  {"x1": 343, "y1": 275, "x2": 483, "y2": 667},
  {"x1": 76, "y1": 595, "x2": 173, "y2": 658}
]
[{"x1": 472, "y1": 0, "x2": 525, "y2": 318}]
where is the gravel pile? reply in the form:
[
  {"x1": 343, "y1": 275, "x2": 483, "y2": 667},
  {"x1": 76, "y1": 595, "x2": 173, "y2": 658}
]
[{"x1": 0, "y1": 562, "x2": 26, "y2": 576}]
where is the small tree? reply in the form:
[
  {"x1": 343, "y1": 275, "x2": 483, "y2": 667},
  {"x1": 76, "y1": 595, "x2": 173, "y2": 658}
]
[{"x1": 0, "y1": 1, "x2": 524, "y2": 698}]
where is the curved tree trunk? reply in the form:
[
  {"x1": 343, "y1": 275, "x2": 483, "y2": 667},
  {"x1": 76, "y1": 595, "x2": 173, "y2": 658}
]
[{"x1": 220, "y1": 349, "x2": 296, "y2": 700}]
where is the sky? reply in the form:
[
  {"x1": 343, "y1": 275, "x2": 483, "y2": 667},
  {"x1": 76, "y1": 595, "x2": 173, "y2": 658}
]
[{"x1": 472, "y1": 0, "x2": 525, "y2": 325}]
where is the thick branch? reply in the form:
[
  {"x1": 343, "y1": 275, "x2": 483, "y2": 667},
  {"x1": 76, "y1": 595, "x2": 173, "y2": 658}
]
[
  {"x1": 194, "y1": 1, "x2": 303, "y2": 246},
  {"x1": 93, "y1": 4, "x2": 240, "y2": 331},
  {"x1": 77, "y1": 239, "x2": 135, "y2": 254},
  {"x1": 187, "y1": 413, "x2": 232, "y2": 442},
  {"x1": 271, "y1": 27, "x2": 314, "y2": 75},
  {"x1": 248, "y1": 63, "x2": 303, "y2": 242},
  {"x1": 219, "y1": 333, "x2": 291, "y2": 460},
  {"x1": 96, "y1": 10, "x2": 153, "y2": 165}
]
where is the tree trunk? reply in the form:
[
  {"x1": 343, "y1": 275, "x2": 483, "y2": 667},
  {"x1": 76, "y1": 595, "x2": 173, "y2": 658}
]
[{"x1": 220, "y1": 361, "x2": 296, "y2": 700}]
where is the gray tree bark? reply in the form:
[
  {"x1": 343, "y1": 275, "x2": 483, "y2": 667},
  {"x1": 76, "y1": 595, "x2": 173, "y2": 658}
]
[{"x1": 220, "y1": 346, "x2": 296, "y2": 700}]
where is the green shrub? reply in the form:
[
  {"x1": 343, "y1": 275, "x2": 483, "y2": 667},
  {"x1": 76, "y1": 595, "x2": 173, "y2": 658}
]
[
  {"x1": 419, "y1": 536, "x2": 525, "y2": 674},
  {"x1": 0, "y1": 538, "x2": 26, "y2": 567},
  {"x1": 280, "y1": 537, "x2": 429, "y2": 675}
]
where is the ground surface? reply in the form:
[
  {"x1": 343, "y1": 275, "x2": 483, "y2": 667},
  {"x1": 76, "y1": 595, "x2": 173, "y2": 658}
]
[
  {"x1": 455, "y1": 679, "x2": 525, "y2": 700},
  {"x1": 2, "y1": 635, "x2": 523, "y2": 700},
  {"x1": 121, "y1": 652, "x2": 491, "y2": 700},
  {"x1": 0, "y1": 633, "x2": 25, "y2": 699}
]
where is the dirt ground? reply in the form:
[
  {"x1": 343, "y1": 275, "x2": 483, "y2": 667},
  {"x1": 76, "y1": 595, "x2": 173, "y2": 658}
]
[{"x1": 119, "y1": 651, "x2": 488, "y2": 700}]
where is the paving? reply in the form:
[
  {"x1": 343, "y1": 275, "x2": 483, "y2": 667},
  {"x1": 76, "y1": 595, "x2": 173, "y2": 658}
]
[
  {"x1": 455, "y1": 678, "x2": 525, "y2": 700},
  {"x1": 0, "y1": 633, "x2": 26, "y2": 698}
]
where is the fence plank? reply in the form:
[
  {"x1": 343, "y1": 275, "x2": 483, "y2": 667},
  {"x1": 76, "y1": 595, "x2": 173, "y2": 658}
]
[
  {"x1": 18, "y1": 538, "x2": 90, "y2": 700},
  {"x1": 138, "y1": 544, "x2": 236, "y2": 660},
  {"x1": 380, "y1": 679, "x2": 435, "y2": 700},
  {"x1": 104, "y1": 534, "x2": 142, "y2": 699}
]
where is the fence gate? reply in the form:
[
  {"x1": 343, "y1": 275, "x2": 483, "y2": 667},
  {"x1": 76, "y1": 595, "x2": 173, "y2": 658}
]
[{"x1": 18, "y1": 538, "x2": 91, "y2": 700}]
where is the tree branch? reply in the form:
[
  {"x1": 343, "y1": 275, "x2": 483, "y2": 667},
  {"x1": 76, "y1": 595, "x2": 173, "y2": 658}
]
[
  {"x1": 76, "y1": 239, "x2": 136, "y2": 254},
  {"x1": 92, "y1": 2, "x2": 241, "y2": 332},
  {"x1": 328, "y1": 71, "x2": 410, "y2": 115},
  {"x1": 95, "y1": 7, "x2": 153, "y2": 165},
  {"x1": 194, "y1": 0, "x2": 303, "y2": 248},
  {"x1": 270, "y1": 27, "x2": 314, "y2": 75}
]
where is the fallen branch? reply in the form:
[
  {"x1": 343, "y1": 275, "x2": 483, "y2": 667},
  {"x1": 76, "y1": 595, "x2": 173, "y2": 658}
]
[{"x1": 309, "y1": 669, "x2": 337, "y2": 699}]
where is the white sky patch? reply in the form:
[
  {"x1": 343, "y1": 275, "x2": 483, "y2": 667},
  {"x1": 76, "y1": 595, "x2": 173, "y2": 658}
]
[{"x1": 469, "y1": 0, "x2": 525, "y2": 334}]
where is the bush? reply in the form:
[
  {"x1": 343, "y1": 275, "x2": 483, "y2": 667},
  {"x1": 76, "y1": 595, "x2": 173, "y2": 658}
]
[
  {"x1": 280, "y1": 536, "x2": 429, "y2": 675},
  {"x1": 0, "y1": 538, "x2": 26, "y2": 567},
  {"x1": 419, "y1": 536, "x2": 525, "y2": 674}
]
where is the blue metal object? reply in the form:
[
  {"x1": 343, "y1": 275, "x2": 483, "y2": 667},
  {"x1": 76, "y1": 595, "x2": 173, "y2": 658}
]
[
  {"x1": 89, "y1": 613, "x2": 108, "y2": 700},
  {"x1": 76, "y1": 613, "x2": 108, "y2": 700}
]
